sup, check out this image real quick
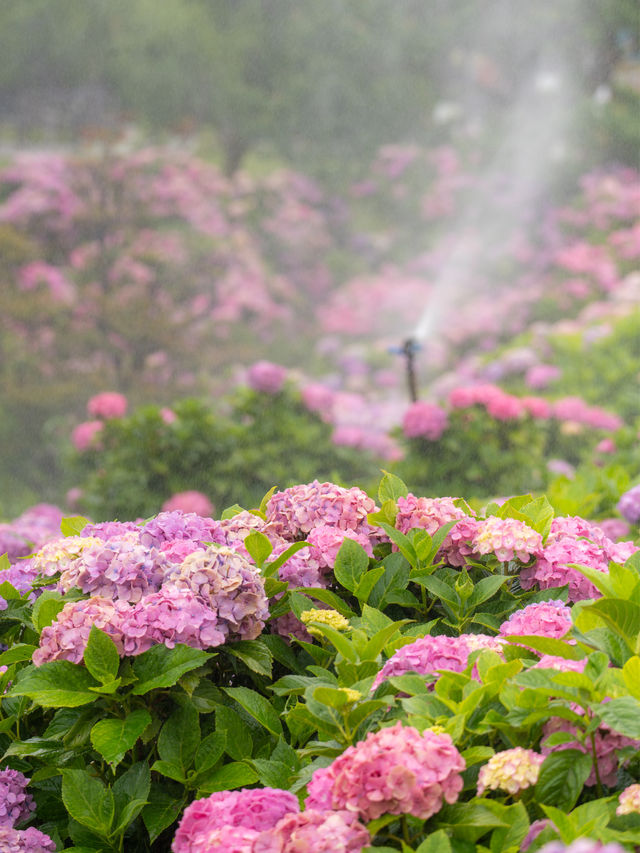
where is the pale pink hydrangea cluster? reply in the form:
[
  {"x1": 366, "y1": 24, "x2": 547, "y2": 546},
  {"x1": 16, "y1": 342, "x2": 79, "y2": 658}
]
[
  {"x1": 519, "y1": 516, "x2": 640, "y2": 602},
  {"x1": 306, "y1": 722, "x2": 465, "y2": 821},
  {"x1": 0, "y1": 826, "x2": 56, "y2": 852},
  {"x1": 86, "y1": 391, "x2": 128, "y2": 419},
  {"x1": 537, "y1": 841, "x2": 628, "y2": 853},
  {"x1": 139, "y1": 511, "x2": 226, "y2": 549},
  {"x1": 541, "y1": 717, "x2": 640, "y2": 786},
  {"x1": 616, "y1": 783, "x2": 640, "y2": 815},
  {"x1": 266, "y1": 481, "x2": 377, "y2": 540},
  {"x1": 0, "y1": 769, "x2": 36, "y2": 827},
  {"x1": 394, "y1": 494, "x2": 468, "y2": 537},
  {"x1": 57, "y1": 532, "x2": 172, "y2": 602},
  {"x1": 472, "y1": 517, "x2": 543, "y2": 562},
  {"x1": 71, "y1": 420, "x2": 103, "y2": 451},
  {"x1": 498, "y1": 600, "x2": 572, "y2": 640},
  {"x1": 33, "y1": 597, "x2": 130, "y2": 664},
  {"x1": 167, "y1": 546, "x2": 268, "y2": 641},
  {"x1": 80, "y1": 520, "x2": 141, "y2": 540},
  {"x1": 476, "y1": 747, "x2": 545, "y2": 796},
  {"x1": 437, "y1": 517, "x2": 482, "y2": 567},
  {"x1": 401, "y1": 400, "x2": 448, "y2": 440},
  {"x1": 252, "y1": 809, "x2": 370, "y2": 853},
  {"x1": 533, "y1": 656, "x2": 587, "y2": 674},
  {"x1": 306, "y1": 525, "x2": 373, "y2": 566},
  {"x1": 371, "y1": 633, "x2": 504, "y2": 690},
  {"x1": 0, "y1": 504, "x2": 64, "y2": 564},
  {"x1": 172, "y1": 787, "x2": 299, "y2": 852},
  {"x1": 31, "y1": 536, "x2": 103, "y2": 578}
]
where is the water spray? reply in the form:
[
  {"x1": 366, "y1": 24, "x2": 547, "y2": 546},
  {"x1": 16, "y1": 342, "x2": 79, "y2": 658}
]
[{"x1": 389, "y1": 337, "x2": 422, "y2": 402}]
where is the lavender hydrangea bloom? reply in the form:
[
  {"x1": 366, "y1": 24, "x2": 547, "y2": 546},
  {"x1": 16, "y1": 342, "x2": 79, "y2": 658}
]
[
  {"x1": 139, "y1": 511, "x2": 226, "y2": 549},
  {"x1": 80, "y1": 520, "x2": 141, "y2": 540},
  {"x1": 0, "y1": 769, "x2": 36, "y2": 827},
  {"x1": 57, "y1": 531, "x2": 172, "y2": 602},
  {"x1": 168, "y1": 546, "x2": 269, "y2": 641},
  {"x1": 0, "y1": 825, "x2": 56, "y2": 852},
  {"x1": 617, "y1": 483, "x2": 640, "y2": 524}
]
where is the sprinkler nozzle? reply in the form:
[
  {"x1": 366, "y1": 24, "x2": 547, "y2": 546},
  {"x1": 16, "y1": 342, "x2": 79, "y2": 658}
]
[{"x1": 389, "y1": 337, "x2": 421, "y2": 402}]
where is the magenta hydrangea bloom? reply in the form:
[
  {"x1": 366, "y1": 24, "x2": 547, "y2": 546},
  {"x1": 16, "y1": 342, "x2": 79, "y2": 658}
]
[
  {"x1": 0, "y1": 769, "x2": 36, "y2": 827},
  {"x1": 520, "y1": 537, "x2": 607, "y2": 602},
  {"x1": 71, "y1": 420, "x2": 103, "y2": 451},
  {"x1": 266, "y1": 481, "x2": 377, "y2": 541},
  {"x1": 33, "y1": 596, "x2": 129, "y2": 665},
  {"x1": 541, "y1": 716, "x2": 639, "y2": 786},
  {"x1": 168, "y1": 545, "x2": 269, "y2": 641},
  {"x1": 472, "y1": 517, "x2": 542, "y2": 562},
  {"x1": 402, "y1": 400, "x2": 448, "y2": 440},
  {"x1": 372, "y1": 633, "x2": 504, "y2": 690},
  {"x1": 305, "y1": 722, "x2": 465, "y2": 821},
  {"x1": 172, "y1": 788, "x2": 299, "y2": 853},
  {"x1": 395, "y1": 495, "x2": 468, "y2": 537},
  {"x1": 499, "y1": 600, "x2": 572, "y2": 640},
  {"x1": 253, "y1": 809, "x2": 370, "y2": 853},
  {"x1": 438, "y1": 517, "x2": 482, "y2": 567},
  {"x1": 0, "y1": 825, "x2": 57, "y2": 852},
  {"x1": 139, "y1": 511, "x2": 226, "y2": 549},
  {"x1": 57, "y1": 531, "x2": 172, "y2": 602},
  {"x1": 87, "y1": 391, "x2": 128, "y2": 419},
  {"x1": 119, "y1": 586, "x2": 225, "y2": 654},
  {"x1": 247, "y1": 361, "x2": 288, "y2": 394}
]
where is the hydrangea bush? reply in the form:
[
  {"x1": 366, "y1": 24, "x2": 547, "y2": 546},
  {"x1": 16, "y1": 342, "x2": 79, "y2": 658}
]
[{"x1": 0, "y1": 473, "x2": 639, "y2": 851}]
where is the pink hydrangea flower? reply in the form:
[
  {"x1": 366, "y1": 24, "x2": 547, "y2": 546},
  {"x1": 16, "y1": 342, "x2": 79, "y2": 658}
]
[
  {"x1": 537, "y1": 840, "x2": 628, "y2": 853},
  {"x1": 521, "y1": 396, "x2": 552, "y2": 419},
  {"x1": 485, "y1": 391, "x2": 523, "y2": 421},
  {"x1": 172, "y1": 788, "x2": 299, "y2": 853},
  {"x1": 31, "y1": 536, "x2": 103, "y2": 578},
  {"x1": 140, "y1": 511, "x2": 226, "y2": 549},
  {"x1": 533, "y1": 655, "x2": 586, "y2": 673},
  {"x1": 266, "y1": 481, "x2": 377, "y2": 541},
  {"x1": 477, "y1": 748, "x2": 545, "y2": 796},
  {"x1": 0, "y1": 825, "x2": 57, "y2": 852},
  {"x1": 33, "y1": 596, "x2": 129, "y2": 665},
  {"x1": 305, "y1": 722, "x2": 465, "y2": 821},
  {"x1": 86, "y1": 391, "x2": 128, "y2": 419},
  {"x1": 402, "y1": 401, "x2": 448, "y2": 440},
  {"x1": 247, "y1": 361, "x2": 288, "y2": 394},
  {"x1": 616, "y1": 783, "x2": 640, "y2": 815},
  {"x1": 395, "y1": 494, "x2": 468, "y2": 537},
  {"x1": 253, "y1": 809, "x2": 370, "y2": 853},
  {"x1": 617, "y1": 484, "x2": 640, "y2": 524},
  {"x1": 472, "y1": 517, "x2": 542, "y2": 562},
  {"x1": 306, "y1": 525, "x2": 373, "y2": 567},
  {"x1": 0, "y1": 769, "x2": 36, "y2": 827},
  {"x1": 438, "y1": 517, "x2": 482, "y2": 567},
  {"x1": 525, "y1": 364, "x2": 561, "y2": 389},
  {"x1": 499, "y1": 600, "x2": 572, "y2": 640},
  {"x1": 372, "y1": 633, "x2": 504, "y2": 690},
  {"x1": 162, "y1": 491, "x2": 214, "y2": 517},
  {"x1": 71, "y1": 420, "x2": 103, "y2": 451}
]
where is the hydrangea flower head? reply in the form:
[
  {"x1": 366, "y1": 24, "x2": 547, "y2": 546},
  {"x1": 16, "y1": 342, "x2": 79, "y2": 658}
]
[
  {"x1": 617, "y1": 484, "x2": 640, "y2": 524},
  {"x1": 162, "y1": 491, "x2": 214, "y2": 517},
  {"x1": 253, "y1": 809, "x2": 370, "y2": 853},
  {"x1": 476, "y1": 747, "x2": 544, "y2": 796},
  {"x1": 402, "y1": 401, "x2": 448, "y2": 440},
  {"x1": 616, "y1": 782, "x2": 640, "y2": 815},
  {"x1": 0, "y1": 769, "x2": 36, "y2": 827},
  {"x1": 300, "y1": 609, "x2": 350, "y2": 633},
  {"x1": 266, "y1": 481, "x2": 377, "y2": 540},
  {"x1": 33, "y1": 596, "x2": 129, "y2": 665},
  {"x1": 0, "y1": 825, "x2": 57, "y2": 852},
  {"x1": 537, "y1": 841, "x2": 628, "y2": 853},
  {"x1": 71, "y1": 420, "x2": 103, "y2": 451},
  {"x1": 87, "y1": 391, "x2": 128, "y2": 419},
  {"x1": 306, "y1": 525, "x2": 373, "y2": 566},
  {"x1": 472, "y1": 517, "x2": 542, "y2": 562},
  {"x1": 32, "y1": 536, "x2": 103, "y2": 578},
  {"x1": 140, "y1": 511, "x2": 226, "y2": 549},
  {"x1": 305, "y1": 721, "x2": 465, "y2": 821},
  {"x1": 172, "y1": 788, "x2": 299, "y2": 853},
  {"x1": 395, "y1": 495, "x2": 468, "y2": 537},
  {"x1": 499, "y1": 600, "x2": 572, "y2": 640},
  {"x1": 247, "y1": 361, "x2": 288, "y2": 394},
  {"x1": 169, "y1": 545, "x2": 268, "y2": 640},
  {"x1": 371, "y1": 633, "x2": 503, "y2": 690}
]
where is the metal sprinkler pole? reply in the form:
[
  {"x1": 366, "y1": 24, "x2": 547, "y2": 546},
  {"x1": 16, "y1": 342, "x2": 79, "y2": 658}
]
[{"x1": 402, "y1": 338, "x2": 419, "y2": 402}]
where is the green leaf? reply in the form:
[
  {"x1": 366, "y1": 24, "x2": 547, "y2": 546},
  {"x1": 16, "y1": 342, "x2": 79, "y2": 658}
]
[
  {"x1": 132, "y1": 644, "x2": 212, "y2": 694},
  {"x1": 258, "y1": 486, "x2": 277, "y2": 517},
  {"x1": 535, "y1": 749, "x2": 593, "y2": 811},
  {"x1": 223, "y1": 686, "x2": 283, "y2": 736},
  {"x1": 519, "y1": 495, "x2": 555, "y2": 539},
  {"x1": 415, "y1": 830, "x2": 452, "y2": 853},
  {"x1": 503, "y1": 635, "x2": 584, "y2": 659},
  {"x1": 250, "y1": 758, "x2": 292, "y2": 788},
  {"x1": 334, "y1": 538, "x2": 370, "y2": 593},
  {"x1": 224, "y1": 639, "x2": 272, "y2": 676},
  {"x1": 622, "y1": 656, "x2": 640, "y2": 701},
  {"x1": 244, "y1": 531, "x2": 273, "y2": 568},
  {"x1": 378, "y1": 523, "x2": 417, "y2": 566},
  {"x1": 0, "y1": 580, "x2": 21, "y2": 600},
  {"x1": 196, "y1": 761, "x2": 258, "y2": 795},
  {"x1": 221, "y1": 504, "x2": 245, "y2": 520},
  {"x1": 0, "y1": 643, "x2": 36, "y2": 666},
  {"x1": 60, "y1": 516, "x2": 91, "y2": 537},
  {"x1": 158, "y1": 703, "x2": 200, "y2": 771},
  {"x1": 61, "y1": 769, "x2": 114, "y2": 835},
  {"x1": 369, "y1": 552, "x2": 410, "y2": 610},
  {"x1": 467, "y1": 575, "x2": 508, "y2": 609},
  {"x1": 8, "y1": 661, "x2": 100, "y2": 707},
  {"x1": 216, "y1": 705, "x2": 253, "y2": 760},
  {"x1": 595, "y1": 696, "x2": 640, "y2": 738},
  {"x1": 378, "y1": 470, "x2": 409, "y2": 503},
  {"x1": 142, "y1": 785, "x2": 185, "y2": 844},
  {"x1": 264, "y1": 541, "x2": 311, "y2": 577},
  {"x1": 354, "y1": 567, "x2": 386, "y2": 605},
  {"x1": 193, "y1": 731, "x2": 226, "y2": 775},
  {"x1": 90, "y1": 709, "x2": 151, "y2": 766},
  {"x1": 31, "y1": 590, "x2": 65, "y2": 633},
  {"x1": 112, "y1": 761, "x2": 150, "y2": 833},
  {"x1": 83, "y1": 626, "x2": 120, "y2": 684}
]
